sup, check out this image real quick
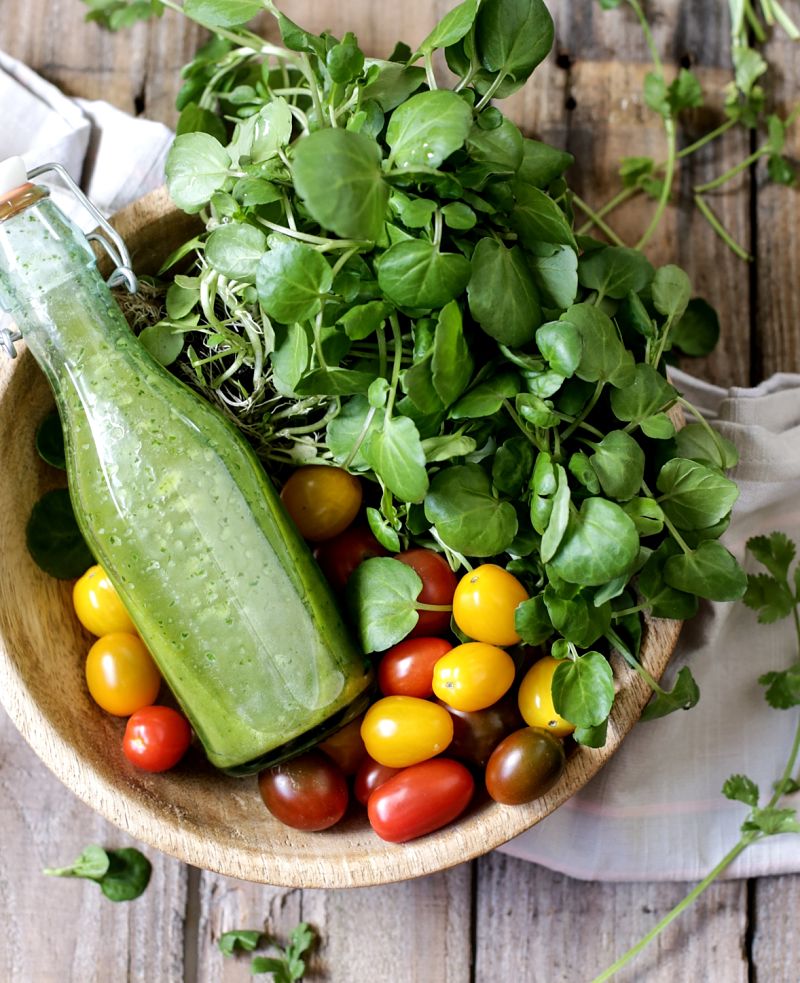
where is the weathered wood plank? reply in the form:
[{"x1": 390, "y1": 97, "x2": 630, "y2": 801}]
[
  {"x1": 194, "y1": 864, "x2": 473, "y2": 983},
  {"x1": 474, "y1": 852, "x2": 749, "y2": 983},
  {"x1": 0, "y1": 706, "x2": 187, "y2": 983},
  {"x1": 751, "y1": 874, "x2": 800, "y2": 981}
]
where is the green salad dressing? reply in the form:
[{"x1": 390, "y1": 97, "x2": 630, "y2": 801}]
[{"x1": 0, "y1": 184, "x2": 371, "y2": 773}]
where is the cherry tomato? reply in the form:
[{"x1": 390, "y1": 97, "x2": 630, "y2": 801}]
[
  {"x1": 73, "y1": 564, "x2": 136, "y2": 637},
  {"x1": 314, "y1": 525, "x2": 388, "y2": 592},
  {"x1": 122, "y1": 705, "x2": 192, "y2": 772},
  {"x1": 258, "y1": 751, "x2": 348, "y2": 831},
  {"x1": 442, "y1": 694, "x2": 525, "y2": 769},
  {"x1": 432, "y1": 642, "x2": 516, "y2": 712},
  {"x1": 354, "y1": 755, "x2": 401, "y2": 806},
  {"x1": 377, "y1": 637, "x2": 453, "y2": 698},
  {"x1": 280, "y1": 466, "x2": 362, "y2": 542},
  {"x1": 85, "y1": 632, "x2": 161, "y2": 716},
  {"x1": 368, "y1": 758, "x2": 475, "y2": 843},
  {"x1": 518, "y1": 656, "x2": 576, "y2": 737},
  {"x1": 452, "y1": 564, "x2": 529, "y2": 646},
  {"x1": 396, "y1": 548, "x2": 457, "y2": 637},
  {"x1": 485, "y1": 727, "x2": 566, "y2": 805},
  {"x1": 318, "y1": 715, "x2": 368, "y2": 776},
  {"x1": 360, "y1": 695, "x2": 453, "y2": 768}
]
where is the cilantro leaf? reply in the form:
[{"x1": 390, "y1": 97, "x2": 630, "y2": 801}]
[
  {"x1": 742, "y1": 806, "x2": 800, "y2": 836},
  {"x1": 747, "y1": 532, "x2": 796, "y2": 581},
  {"x1": 722, "y1": 774, "x2": 760, "y2": 807},
  {"x1": 219, "y1": 930, "x2": 263, "y2": 956},
  {"x1": 759, "y1": 663, "x2": 800, "y2": 709},
  {"x1": 743, "y1": 573, "x2": 796, "y2": 623}
]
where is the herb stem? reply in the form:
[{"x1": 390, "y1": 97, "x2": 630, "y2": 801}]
[
  {"x1": 694, "y1": 147, "x2": 768, "y2": 193},
  {"x1": 384, "y1": 314, "x2": 403, "y2": 422},
  {"x1": 576, "y1": 186, "x2": 638, "y2": 235},
  {"x1": 679, "y1": 118, "x2": 737, "y2": 158},
  {"x1": 571, "y1": 195, "x2": 627, "y2": 247},
  {"x1": 693, "y1": 195, "x2": 752, "y2": 261},
  {"x1": 424, "y1": 52, "x2": 438, "y2": 90},
  {"x1": 641, "y1": 480, "x2": 692, "y2": 554},
  {"x1": 416, "y1": 602, "x2": 453, "y2": 612},
  {"x1": 561, "y1": 382, "x2": 604, "y2": 442},
  {"x1": 637, "y1": 117, "x2": 676, "y2": 251},
  {"x1": 475, "y1": 72, "x2": 506, "y2": 112},
  {"x1": 627, "y1": 0, "x2": 663, "y2": 73},
  {"x1": 502, "y1": 399, "x2": 540, "y2": 448},
  {"x1": 300, "y1": 52, "x2": 325, "y2": 127}
]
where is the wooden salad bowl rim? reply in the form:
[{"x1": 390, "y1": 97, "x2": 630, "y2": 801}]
[{"x1": 0, "y1": 187, "x2": 682, "y2": 888}]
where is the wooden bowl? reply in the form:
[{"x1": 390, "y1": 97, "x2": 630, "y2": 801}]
[{"x1": 0, "y1": 188, "x2": 681, "y2": 888}]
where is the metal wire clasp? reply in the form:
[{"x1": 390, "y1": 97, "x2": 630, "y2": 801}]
[{"x1": 1, "y1": 163, "x2": 139, "y2": 359}]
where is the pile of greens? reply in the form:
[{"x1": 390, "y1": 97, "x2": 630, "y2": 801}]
[{"x1": 95, "y1": 0, "x2": 748, "y2": 744}]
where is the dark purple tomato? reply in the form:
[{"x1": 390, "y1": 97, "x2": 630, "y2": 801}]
[
  {"x1": 353, "y1": 755, "x2": 401, "y2": 806},
  {"x1": 396, "y1": 548, "x2": 457, "y2": 637},
  {"x1": 377, "y1": 637, "x2": 453, "y2": 698},
  {"x1": 318, "y1": 715, "x2": 368, "y2": 776},
  {"x1": 485, "y1": 727, "x2": 566, "y2": 805},
  {"x1": 367, "y1": 758, "x2": 475, "y2": 843},
  {"x1": 258, "y1": 751, "x2": 348, "y2": 831},
  {"x1": 442, "y1": 694, "x2": 525, "y2": 769}
]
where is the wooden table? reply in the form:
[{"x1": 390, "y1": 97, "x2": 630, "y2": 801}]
[{"x1": 1, "y1": 1, "x2": 799, "y2": 980}]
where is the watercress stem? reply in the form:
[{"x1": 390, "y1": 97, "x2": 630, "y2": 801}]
[
  {"x1": 693, "y1": 195, "x2": 752, "y2": 261},
  {"x1": 694, "y1": 146, "x2": 768, "y2": 193},
  {"x1": 571, "y1": 195, "x2": 627, "y2": 247},
  {"x1": 384, "y1": 314, "x2": 403, "y2": 422},
  {"x1": 641, "y1": 480, "x2": 692, "y2": 554},
  {"x1": 561, "y1": 382, "x2": 604, "y2": 442},
  {"x1": 636, "y1": 117, "x2": 676, "y2": 251},
  {"x1": 475, "y1": 72, "x2": 507, "y2": 112}
]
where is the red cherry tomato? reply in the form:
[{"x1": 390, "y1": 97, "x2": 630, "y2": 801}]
[
  {"x1": 354, "y1": 755, "x2": 401, "y2": 806},
  {"x1": 314, "y1": 525, "x2": 388, "y2": 592},
  {"x1": 258, "y1": 751, "x2": 349, "y2": 831},
  {"x1": 368, "y1": 758, "x2": 475, "y2": 843},
  {"x1": 396, "y1": 548, "x2": 457, "y2": 637},
  {"x1": 377, "y1": 637, "x2": 453, "y2": 698},
  {"x1": 122, "y1": 706, "x2": 192, "y2": 773},
  {"x1": 318, "y1": 715, "x2": 368, "y2": 776}
]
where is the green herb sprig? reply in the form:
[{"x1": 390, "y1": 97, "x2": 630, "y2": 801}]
[
  {"x1": 219, "y1": 921, "x2": 315, "y2": 981},
  {"x1": 44, "y1": 844, "x2": 152, "y2": 901},
  {"x1": 593, "y1": 532, "x2": 800, "y2": 981}
]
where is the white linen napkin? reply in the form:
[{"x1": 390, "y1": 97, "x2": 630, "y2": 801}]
[{"x1": 3, "y1": 51, "x2": 800, "y2": 883}]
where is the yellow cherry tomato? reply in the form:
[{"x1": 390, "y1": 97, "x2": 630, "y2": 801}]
[
  {"x1": 85, "y1": 632, "x2": 161, "y2": 716},
  {"x1": 452, "y1": 564, "x2": 529, "y2": 646},
  {"x1": 517, "y1": 656, "x2": 576, "y2": 737},
  {"x1": 432, "y1": 642, "x2": 516, "y2": 712},
  {"x1": 280, "y1": 465, "x2": 363, "y2": 542},
  {"x1": 73, "y1": 564, "x2": 136, "y2": 637},
  {"x1": 360, "y1": 696, "x2": 453, "y2": 768}
]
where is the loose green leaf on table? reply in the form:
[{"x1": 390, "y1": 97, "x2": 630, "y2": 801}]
[
  {"x1": 639, "y1": 666, "x2": 701, "y2": 720},
  {"x1": 219, "y1": 930, "x2": 263, "y2": 956},
  {"x1": 44, "y1": 845, "x2": 151, "y2": 902}
]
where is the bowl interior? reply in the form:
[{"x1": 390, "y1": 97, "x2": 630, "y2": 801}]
[{"x1": 0, "y1": 187, "x2": 681, "y2": 887}]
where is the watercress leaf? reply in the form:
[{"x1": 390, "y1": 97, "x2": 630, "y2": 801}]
[
  {"x1": 536, "y1": 319, "x2": 582, "y2": 376},
  {"x1": 441, "y1": 201, "x2": 477, "y2": 230},
  {"x1": 337, "y1": 300, "x2": 390, "y2": 341},
  {"x1": 363, "y1": 415, "x2": 429, "y2": 503},
  {"x1": 618, "y1": 289, "x2": 655, "y2": 338},
  {"x1": 387, "y1": 89, "x2": 472, "y2": 170},
  {"x1": 183, "y1": 0, "x2": 263, "y2": 29},
  {"x1": 522, "y1": 368, "x2": 564, "y2": 398},
  {"x1": 609, "y1": 363, "x2": 677, "y2": 424},
  {"x1": 589, "y1": 430, "x2": 645, "y2": 501},
  {"x1": 475, "y1": 0, "x2": 555, "y2": 87},
  {"x1": 98, "y1": 848, "x2": 152, "y2": 902},
  {"x1": 640, "y1": 413, "x2": 676, "y2": 439},
  {"x1": 492, "y1": 437, "x2": 535, "y2": 496},
  {"x1": 449, "y1": 370, "x2": 520, "y2": 418},
  {"x1": 758, "y1": 663, "x2": 800, "y2": 709},
  {"x1": 292, "y1": 129, "x2": 388, "y2": 242},
  {"x1": 511, "y1": 185, "x2": 576, "y2": 248},
  {"x1": 468, "y1": 238, "x2": 542, "y2": 346},
  {"x1": 540, "y1": 465, "x2": 571, "y2": 563},
  {"x1": 271, "y1": 322, "x2": 309, "y2": 396},
  {"x1": 652, "y1": 264, "x2": 691, "y2": 322},
  {"x1": 664, "y1": 540, "x2": 747, "y2": 601},
  {"x1": 723, "y1": 774, "x2": 760, "y2": 807},
  {"x1": 166, "y1": 281, "x2": 199, "y2": 320},
  {"x1": 622, "y1": 497, "x2": 664, "y2": 536},
  {"x1": 228, "y1": 98, "x2": 293, "y2": 166},
  {"x1": 176, "y1": 103, "x2": 228, "y2": 143},
  {"x1": 566, "y1": 303, "x2": 635, "y2": 388},
  {"x1": 548, "y1": 497, "x2": 639, "y2": 586},
  {"x1": 368, "y1": 377, "x2": 390, "y2": 409},
  {"x1": 294, "y1": 367, "x2": 377, "y2": 397},
  {"x1": 44, "y1": 844, "x2": 110, "y2": 880},
  {"x1": 403, "y1": 354, "x2": 445, "y2": 415},
  {"x1": 466, "y1": 117, "x2": 524, "y2": 176},
  {"x1": 573, "y1": 719, "x2": 608, "y2": 748},
  {"x1": 592, "y1": 573, "x2": 629, "y2": 606},
  {"x1": 516, "y1": 139, "x2": 574, "y2": 189},
  {"x1": 377, "y1": 239, "x2": 471, "y2": 309},
  {"x1": 514, "y1": 594, "x2": 553, "y2": 645},
  {"x1": 568, "y1": 450, "x2": 601, "y2": 495},
  {"x1": 637, "y1": 541, "x2": 700, "y2": 619},
  {"x1": 366, "y1": 506, "x2": 402, "y2": 552},
  {"x1": 327, "y1": 32, "x2": 365, "y2": 84},
  {"x1": 530, "y1": 245, "x2": 579, "y2": 309},
  {"x1": 674, "y1": 422, "x2": 739, "y2": 471},
  {"x1": 743, "y1": 573, "x2": 795, "y2": 623},
  {"x1": 516, "y1": 393, "x2": 558, "y2": 428},
  {"x1": 276, "y1": 11, "x2": 326, "y2": 56},
  {"x1": 256, "y1": 241, "x2": 332, "y2": 323},
  {"x1": 578, "y1": 246, "x2": 654, "y2": 300},
  {"x1": 347, "y1": 557, "x2": 423, "y2": 651},
  {"x1": 430, "y1": 300, "x2": 474, "y2": 407},
  {"x1": 639, "y1": 666, "x2": 700, "y2": 720},
  {"x1": 551, "y1": 651, "x2": 614, "y2": 728},
  {"x1": 139, "y1": 322, "x2": 184, "y2": 367},
  {"x1": 360, "y1": 61, "x2": 426, "y2": 112},
  {"x1": 415, "y1": 0, "x2": 480, "y2": 56},
  {"x1": 421, "y1": 433, "x2": 477, "y2": 463},
  {"x1": 218, "y1": 930, "x2": 262, "y2": 956},
  {"x1": 326, "y1": 396, "x2": 379, "y2": 470},
  {"x1": 36, "y1": 412, "x2": 66, "y2": 470},
  {"x1": 656, "y1": 458, "x2": 739, "y2": 530},
  {"x1": 26, "y1": 488, "x2": 94, "y2": 579},
  {"x1": 206, "y1": 223, "x2": 266, "y2": 281},
  {"x1": 165, "y1": 132, "x2": 231, "y2": 213},
  {"x1": 424, "y1": 463, "x2": 518, "y2": 557},
  {"x1": 670, "y1": 298, "x2": 720, "y2": 357},
  {"x1": 746, "y1": 532, "x2": 796, "y2": 581}
]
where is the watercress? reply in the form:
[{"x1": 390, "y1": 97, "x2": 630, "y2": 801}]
[{"x1": 44, "y1": 844, "x2": 152, "y2": 902}]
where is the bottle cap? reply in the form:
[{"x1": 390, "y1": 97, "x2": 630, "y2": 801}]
[{"x1": 0, "y1": 157, "x2": 28, "y2": 196}]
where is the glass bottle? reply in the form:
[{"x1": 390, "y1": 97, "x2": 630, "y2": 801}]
[{"x1": 0, "y1": 160, "x2": 371, "y2": 774}]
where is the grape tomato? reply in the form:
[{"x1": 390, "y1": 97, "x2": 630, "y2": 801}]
[
  {"x1": 258, "y1": 751, "x2": 349, "y2": 831},
  {"x1": 396, "y1": 548, "x2": 457, "y2": 637},
  {"x1": 280, "y1": 465, "x2": 362, "y2": 542},
  {"x1": 377, "y1": 637, "x2": 453, "y2": 698},
  {"x1": 518, "y1": 656, "x2": 576, "y2": 737},
  {"x1": 452, "y1": 564, "x2": 529, "y2": 646},
  {"x1": 360, "y1": 695, "x2": 453, "y2": 768},
  {"x1": 432, "y1": 642, "x2": 516, "y2": 712},
  {"x1": 443, "y1": 695, "x2": 525, "y2": 769},
  {"x1": 85, "y1": 632, "x2": 161, "y2": 716},
  {"x1": 485, "y1": 727, "x2": 566, "y2": 805},
  {"x1": 318, "y1": 715, "x2": 368, "y2": 775},
  {"x1": 74, "y1": 564, "x2": 137, "y2": 637},
  {"x1": 354, "y1": 755, "x2": 401, "y2": 806},
  {"x1": 314, "y1": 525, "x2": 387, "y2": 592}
]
